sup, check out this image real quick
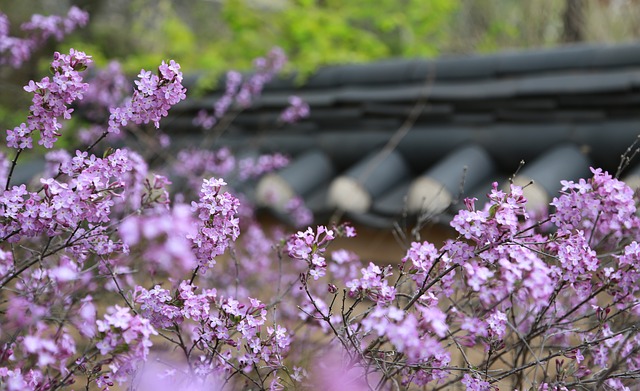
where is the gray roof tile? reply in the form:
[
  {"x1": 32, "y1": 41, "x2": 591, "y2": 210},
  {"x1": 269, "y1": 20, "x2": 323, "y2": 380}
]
[
  {"x1": 412, "y1": 55, "x2": 497, "y2": 80},
  {"x1": 515, "y1": 70, "x2": 636, "y2": 95},
  {"x1": 496, "y1": 44, "x2": 597, "y2": 75},
  {"x1": 162, "y1": 41, "x2": 640, "y2": 228}
]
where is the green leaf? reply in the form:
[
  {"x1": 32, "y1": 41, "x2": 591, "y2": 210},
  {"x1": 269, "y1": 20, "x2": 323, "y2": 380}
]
[{"x1": 489, "y1": 204, "x2": 499, "y2": 219}]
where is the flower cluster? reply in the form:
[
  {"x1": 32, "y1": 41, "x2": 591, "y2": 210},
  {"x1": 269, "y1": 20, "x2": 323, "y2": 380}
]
[
  {"x1": 485, "y1": 310, "x2": 508, "y2": 342},
  {"x1": 235, "y1": 46, "x2": 287, "y2": 109},
  {"x1": 551, "y1": 229, "x2": 599, "y2": 284},
  {"x1": 174, "y1": 147, "x2": 235, "y2": 188},
  {"x1": 286, "y1": 168, "x2": 640, "y2": 389},
  {"x1": 194, "y1": 294, "x2": 291, "y2": 374},
  {"x1": 0, "y1": 6, "x2": 88, "y2": 68},
  {"x1": 461, "y1": 374, "x2": 492, "y2": 391},
  {"x1": 279, "y1": 95, "x2": 310, "y2": 123},
  {"x1": 95, "y1": 305, "x2": 157, "y2": 384},
  {"x1": 76, "y1": 61, "x2": 130, "y2": 144},
  {"x1": 551, "y1": 167, "x2": 639, "y2": 244},
  {"x1": 134, "y1": 283, "x2": 199, "y2": 328},
  {"x1": 361, "y1": 304, "x2": 451, "y2": 384},
  {"x1": 120, "y1": 203, "x2": 199, "y2": 275},
  {"x1": 284, "y1": 196, "x2": 314, "y2": 228},
  {"x1": 1, "y1": 325, "x2": 77, "y2": 389},
  {"x1": 194, "y1": 47, "x2": 309, "y2": 129},
  {"x1": 6, "y1": 49, "x2": 92, "y2": 149},
  {"x1": 194, "y1": 70, "x2": 242, "y2": 129},
  {"x1": 609, "y1": 241, "x2": 640, "y2": 304},
  {"x1": 286, "y1": 225, "x2": 336, "y2": 280},
  {"x1": 403, "y1": 241, "x2": 439, "y2": 276},
  {"x1": 238, "y1": 152, "x2": 289, "y2": 180},
  {"x1": 135, "y1": 280, "x2": 290, "y2": 378},
  {"x1": 481, "y1": 244, "x2": 554, "y2": 310},
  {"x1": 451, "y1": 182, "x2": 528, "y2": 243},
  {"x1": 0, "y1": 148, "x2": 138, "y2": 243},
  {"x1": 108, "y1": 60, "x2": 187, "y2": 134},
  {"x1": 346, "y1": 262, "x2": 396, "y2": 304},
  {"x1": 188, "y1": 178, "x2": 240, "y2": 272}
]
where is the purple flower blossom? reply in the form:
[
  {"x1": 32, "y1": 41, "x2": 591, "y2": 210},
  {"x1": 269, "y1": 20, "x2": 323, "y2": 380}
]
[
  {"x1": 193, "y1": 109, "x2": 216, "y2": 129},
  {"x1": 134, "y1": 285, "x2": 183, "y2": 329},
  {"x1": 452, "y1": 183, "x2": 528, "y2": 245},
  {"x1": 286, "y1": 225, "x2": 335, "y2": 280},
  {"x1": 217, "y1": 71, "x2": 242, "y2": 114},
  {"x1": 461, "y1": 374, "x2": 492, "y2": 391},
  {"x1": 0, "y1": 148, "x2": 142, "y2": 244},
  {"x1": 238, "y1": 153, "x2": 289, "y2": 180},
  {"x1": 361, "y1": 305, "x2": 450, "y2": 369},
  {"x1": 6, "y1": 49, "x2": 92, "y2": 149},
  {"x1": 194, "y1": 47, "x2": 287, "y2": 129},
  {"x1": 0, "y1": 7, "x2": 88, "y2": 68},
  {"x1": 346, "y1": 262, "x2": 396, "y2": 304},
  {"x1": 174, "y1": 147, "x2": 236, "y2": 190},
  {"x1": 237, "y1": 47, "x2": 286, "y2": 108},
  {"x1": 108, "y1": 60, "x2": 186, "y2": 134},
  {"x1": 120, "y1": 203, "x2": 199, "y2": 274},
  {"x1": 279, "y1": 95, "x2": 310, "y2": 123},
  {"x1": 486, "y1": 310, "x2": 507, "y2": 341},
  {"x1": 80, "y1": 61, "x2": 129, "y2": 123},
  {"x1": 551, "y1": 167, "x2": 639, "y2": 244},
  {"x1": 187, "y1": 178, "x2": 240, "y2": 272},
  {"x1": 95, "y1": 305, "x2": 157, "y2": 384},
  {"x1": 284, "y1": 196, "x2": 313, "y2": 228},
  {"x1": 550, "y1": 230, "x2": 599, "y2": 284},
  {"x1": 21, "y1": 6, "x2": 88, "y2": 42},
  {"x1": 402, "y1": 240, "x2": 440, "y2": 282}
]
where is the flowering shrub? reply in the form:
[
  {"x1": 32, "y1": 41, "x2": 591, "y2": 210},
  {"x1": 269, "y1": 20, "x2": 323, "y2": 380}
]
[
  {"x1": 193, "y1": 47, "x2": 302, "y2": 130},
  {"x1": 2, "y1": 7, "x2": 640, "y2": 391},
  {"x1": 0, "y1": 7, "x2": 88, "y2": 68}
]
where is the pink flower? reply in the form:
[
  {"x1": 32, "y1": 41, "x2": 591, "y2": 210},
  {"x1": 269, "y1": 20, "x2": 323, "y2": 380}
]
[
  {"x1": 6, "y1": 50, "x2": 91, "y2": 149},
  {"x1": 279, "y1": 95, "x2": 310, "y2": 123},
  {"x1": 108, "y1": 60, "x2": 186, "y2": 134},
  {"x1": 346, "y1": 262, "x2": 396, "y2": 304},
  {"x1": 462, "y1": 374, "x2": 492, "y2": 391}
]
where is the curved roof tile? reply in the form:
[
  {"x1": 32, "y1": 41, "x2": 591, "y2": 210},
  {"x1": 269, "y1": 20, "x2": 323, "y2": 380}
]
[{"x1": 167, "y1": 41, "x2": 640, "y2": 228}]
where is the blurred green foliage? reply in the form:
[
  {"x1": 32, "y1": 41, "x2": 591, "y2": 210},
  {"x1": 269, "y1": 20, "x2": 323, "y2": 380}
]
[
  {"x1": 2, "y1": 0, "x2": 640, "y2": 96},
  {"x1": 4, "y1": 0, "x2": 640, "y2": 84},
  {"x1": 63, "y1": 0, "x2": 461, "y2": 83}
]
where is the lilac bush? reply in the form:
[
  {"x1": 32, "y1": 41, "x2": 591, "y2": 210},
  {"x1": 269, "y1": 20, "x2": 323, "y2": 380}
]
[
  {"x1": 2, "y1": 7, "x2": 640, "y2": 391},
  {"x1": 6, "y1": 49, "x2": 91, "y2": 150},
  {"x1": 193, "y1": 47, "x2": 292, "y2": 131},
  {"x1": 0, "y1": 7, "x2": 88, "y2": 68}
]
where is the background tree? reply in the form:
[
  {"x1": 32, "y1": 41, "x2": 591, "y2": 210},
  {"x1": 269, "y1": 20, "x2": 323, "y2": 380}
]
[{"x1": 562, "y1": 0, "x2": 586, "y2": 42}]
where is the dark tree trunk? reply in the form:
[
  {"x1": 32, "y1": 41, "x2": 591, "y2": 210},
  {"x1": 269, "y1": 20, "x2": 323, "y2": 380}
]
[{"x1": 562, "y1": 0, "x2": 585, "y2": 42}]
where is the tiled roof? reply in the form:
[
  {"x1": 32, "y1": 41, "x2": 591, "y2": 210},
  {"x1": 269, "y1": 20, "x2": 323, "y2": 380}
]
[{"x1": 171, "y1": 42, "x2": 640, "y2": 228}]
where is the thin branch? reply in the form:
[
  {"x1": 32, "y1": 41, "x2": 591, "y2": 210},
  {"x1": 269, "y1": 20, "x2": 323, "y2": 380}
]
[{"x1": 4, "y1": 148, "x2": 23, "y2": 190}]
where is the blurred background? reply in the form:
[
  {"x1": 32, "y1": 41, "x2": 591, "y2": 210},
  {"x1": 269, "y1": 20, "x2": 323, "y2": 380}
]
[{"x1": 2, "y1": 0, "x2": 640, "y2": 129}]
